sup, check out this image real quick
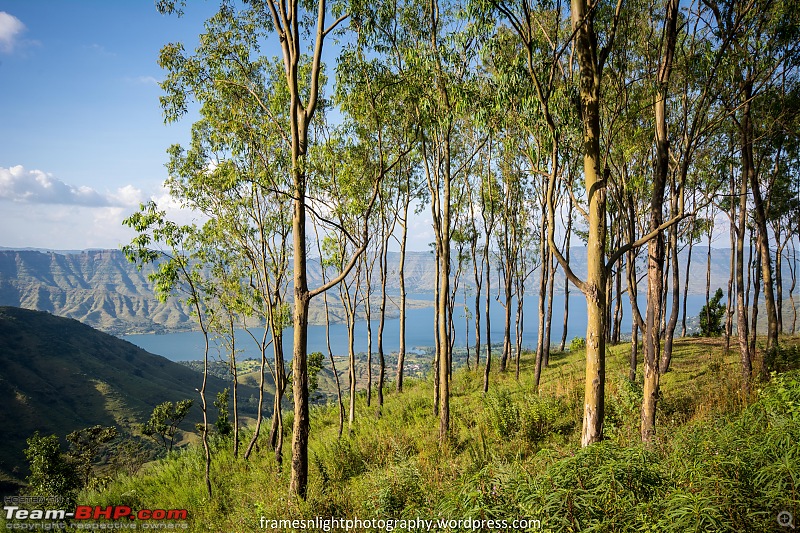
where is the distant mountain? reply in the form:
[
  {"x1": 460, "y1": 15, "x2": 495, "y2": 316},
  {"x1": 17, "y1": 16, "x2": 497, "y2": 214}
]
[
  {"x1": 0, "y1": 249, "x2": 441, "y2": 335},
  {"x1": 0, "y1": 247, "x2": 795, "y2": 336},
  {"x1": 0, "y1": 307, "x2": 255, "y2": 489},
  {"x1": 0, "y1": 249, "x2": 194, "y2": 335}
]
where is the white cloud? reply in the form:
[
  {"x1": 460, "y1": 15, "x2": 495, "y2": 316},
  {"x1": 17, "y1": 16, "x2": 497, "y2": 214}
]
[
  {"x1": 0, "y1": 165, "x2": 144, "y2": 207},
  {"x1": 0, "y1": 202, "x2": 141, "y2": 249},
  {"x1": 0, "y1": 168, "x2": 208, "y2": 250},
  {"x1": 0, "y1": 12, "x2": 24, "y2": 54},
  {"x1": 134, "y1": 75, "x2": 160, "y2": 86}
]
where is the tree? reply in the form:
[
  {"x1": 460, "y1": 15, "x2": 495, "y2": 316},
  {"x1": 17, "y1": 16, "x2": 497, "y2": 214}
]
[
  {"x1": 214, "y1": 389, "x2": 233, "y2": 437},
  {"x1": 24, "y1": 433, "x2": 80, "y2": 505},
  {"x1": 699, "y1": 288, "x2": 726, "y2": 337},
  {"x1": 65, "y1": 425, "x2": 118, "y2": 489},
  {"x1": 124, "y1": 202, "x2": 213, "y2": 497},
  {"x1": 141, "y1": 400, "x2": 193, "y2": 454}
]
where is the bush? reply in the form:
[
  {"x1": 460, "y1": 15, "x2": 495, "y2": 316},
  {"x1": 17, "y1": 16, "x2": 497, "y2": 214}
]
[
  {"x1": 569, "y1": 337, "x2": 586, "y2": 352},
  {"x1": 24, "y1": 433, "x2": 81, "y2": 505},
  {"x1": 483, "y1": 390, "x2": 520, "y2": 439},
  {"x1": 764, "y1": 344, "x2": 800, "y2": 374},
  {"x1": 312, "y1": 436, "x2": 367, "y2": 484},
  {"x1": 520, "y1": 395, "x2": 561, "y2": 443}
]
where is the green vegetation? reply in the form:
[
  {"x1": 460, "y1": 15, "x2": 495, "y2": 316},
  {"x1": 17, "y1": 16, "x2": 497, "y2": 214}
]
[
  {"x1": 70, "y1": 337, "x2": 799, "y2": 532},
  {"x1": 0, "y1": 306, "x2": 261, "y2": 488},
  {"x1": 698, "y1": 288, "x2": 726, "y2": 337},
  {"x1": 141, "y1": 400, "x2": 194, "y2": 454}
]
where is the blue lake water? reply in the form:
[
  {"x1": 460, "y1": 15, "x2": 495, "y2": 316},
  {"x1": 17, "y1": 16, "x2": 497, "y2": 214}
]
[{"x1": 122, "y1": 292, "x2": 707, "y2": 362}]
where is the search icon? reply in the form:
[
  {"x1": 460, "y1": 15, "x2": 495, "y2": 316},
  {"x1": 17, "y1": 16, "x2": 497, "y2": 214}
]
[{"x1": 778, "y1": 511, "x2": 795, "y2": 529}]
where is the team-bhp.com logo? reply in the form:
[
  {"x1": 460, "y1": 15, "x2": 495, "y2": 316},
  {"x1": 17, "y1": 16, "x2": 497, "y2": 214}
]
[{"x1": 4, "y1": 505, "x2": 189, "y2": 530}]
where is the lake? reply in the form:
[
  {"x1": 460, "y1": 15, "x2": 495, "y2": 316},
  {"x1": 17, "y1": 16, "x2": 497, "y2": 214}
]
[{"x1": 122, "y1": 292, "x2": 708, "y2": 362}]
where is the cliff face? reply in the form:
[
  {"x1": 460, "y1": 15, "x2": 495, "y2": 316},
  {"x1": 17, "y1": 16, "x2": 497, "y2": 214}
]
[
  {"x1": 0, "y1": 249, "x2": 442, "y2": 335},
  {"x1": 0, "y1": 249, "x2": 194, "y2": 335}
]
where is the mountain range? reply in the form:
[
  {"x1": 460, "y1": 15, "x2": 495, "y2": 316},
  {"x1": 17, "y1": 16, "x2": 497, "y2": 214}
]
[{"x1": 0, "y1": 246, "x2": 795, "y2": 336}]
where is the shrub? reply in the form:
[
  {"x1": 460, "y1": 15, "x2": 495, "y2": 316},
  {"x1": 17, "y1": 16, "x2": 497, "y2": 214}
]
[
  {"x1": 483, "y1": 390, "x2": 520, "y2": 439},
  {"x1": 569, "y1": 336, "x2": 586, "y2": 352},
  {"x1": 24, "y1": 432, "x2": 80, "y2": 506},
  {"x1": 764, "y1": 344, "x2": 800, "y2": 374},
  {"x1": 520, "y1": 395, "x2": 561, "y2": 443},
  {"x1": 312, "y1": 436, "x2": 367, "y2": 484}
]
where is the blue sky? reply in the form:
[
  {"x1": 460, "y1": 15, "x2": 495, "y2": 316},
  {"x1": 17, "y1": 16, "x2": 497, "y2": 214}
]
[
  {"x1": 0, "y1": 1, "x2": 436, "y2": 252},
  {"x1": 0, "y1": 2, "x2": 226, "y2": 249}
]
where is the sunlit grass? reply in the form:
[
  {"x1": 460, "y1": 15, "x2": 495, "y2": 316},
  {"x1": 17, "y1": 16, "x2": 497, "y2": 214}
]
[{"x1": 78, "y1": 335, "x2": 800, "y2": 532}]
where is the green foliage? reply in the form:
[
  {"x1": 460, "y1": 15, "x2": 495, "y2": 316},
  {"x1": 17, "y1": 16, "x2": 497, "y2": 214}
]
[
  {"x1": 24, "y1": 433, "x2": 80, "y2": 505},
  {"x1": 483, "y1": 389, "x2": 520, "y2": 438},
  {"x1": 605, "y1": 376, "x2": 644, "y2": 440},
  {"x1": 522, "y1": 443, "x2": 667, "y2": 531},
  {"x1": 313, "y1": 437, "x2": 367, "y2": 484},
  {"x1": 66, "y1": 425, "x2": 118, "y2": 488},
  {"x1": 308, "y1": 351, "x2": 325, "y2": 394},
  {"x1": 369, "y1": 462, "x2": 425, "y2": 517},
  {"x1": 214, "y1": 388, "x2": 233, "y2": 437},
  {"x1": 111, "y1": 439, "x2": 150, "y2": 476},
  {"x1": 483, "y1": 389, "x2": 562, "y2": 443},
  {"x1": 698, "y1": 288, "x2": 726, "y2": 337},
  {"x1": 77, "y1": 340, "x2": 800, "y2": 532},
  {"x1": 569, "y1": 336, "x2": 586, "y2": 351},
  {"x1": 141, "y1": 399, "x2": 193, "y2": 453},
  {"x1": 764, "y1": 344, "x2": 800, "y2": 374}
]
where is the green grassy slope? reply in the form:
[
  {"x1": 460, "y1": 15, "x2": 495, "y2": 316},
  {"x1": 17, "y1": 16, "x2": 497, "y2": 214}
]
[
  {"x1": 78, "y1": 335, "x2": 800, "y2": 532},
  {"x1": 0, "y1": 306, "x2": 260, "y2": 488}
]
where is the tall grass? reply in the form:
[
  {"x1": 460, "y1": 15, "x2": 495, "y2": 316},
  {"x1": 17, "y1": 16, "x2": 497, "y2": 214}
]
[{"x1": 75, "y1": 338, "x2": 800, "y2": 532}]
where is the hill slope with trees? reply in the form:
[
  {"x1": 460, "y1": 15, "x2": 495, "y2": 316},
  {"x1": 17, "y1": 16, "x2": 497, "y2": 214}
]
[{"x1": 0, "y1": 306, "x2": 250, "y2": 490}]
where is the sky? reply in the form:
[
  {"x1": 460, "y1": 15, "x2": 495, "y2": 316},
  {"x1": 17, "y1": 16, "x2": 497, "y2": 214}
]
[
  {"x1": 0, "y1": 2, "x2": 212, "y2": 249},
  {"x1": 0, "y1": 1, "x2": 436, "y2": 251}
]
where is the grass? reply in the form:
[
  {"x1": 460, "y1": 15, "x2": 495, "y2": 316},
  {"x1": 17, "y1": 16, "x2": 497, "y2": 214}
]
[{"x1": 55, "y1": 336, "x2": 800, "y2": 531}]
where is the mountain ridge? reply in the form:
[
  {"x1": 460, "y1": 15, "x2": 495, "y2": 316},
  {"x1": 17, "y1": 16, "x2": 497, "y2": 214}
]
[{"x1": 0, "y1": 246, "x2": 792, "y2": 336}]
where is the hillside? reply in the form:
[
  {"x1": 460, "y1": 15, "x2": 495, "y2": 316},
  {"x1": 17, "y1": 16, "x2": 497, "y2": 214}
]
[
  {"x1": 0, "y1": 250, "x2": 194, "y2": 335},
  {"x1": 72, "y1": 336, "x2": 800, "y2": 532},
  {"x1": 0, "y1": 307, "x2": 259, "y2": 489}
]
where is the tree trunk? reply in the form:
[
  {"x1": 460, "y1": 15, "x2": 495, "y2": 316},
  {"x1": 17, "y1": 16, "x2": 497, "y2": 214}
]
[
  {"x1": 612, "y1": 258, "x2": 623, "y2": 345},
  {"x1": 681, "y1": 215, "x2": 695, "y2": 337},
  {"x1": 378, "y1": 219, "x2": 389, "y2": 409},
  {"x1": 750, "y1": 233, "x2": 761, "y2": 360},
  {"x1": 630, "y1": 321, "x2": 639, "y2": 382},
  {"x1": 544, "y1": 250, "x2": 556, "y2": 363},
  {"x1": 661, "y1": 221, "x2": 680, "y2": 374},
  {"x1": 365, "y1": 258, "x2": 373, "y2": 408},
  {"x1": 742, "y1": 93, "x2": 778, "y2": 351},
  {"x1": 396, "y1": 194, "x2": 410, "y2": 393},
  {"x1": 571, "y1": 0, "x2": 611, "y2": 446},
  {"x1": 535, "y1": 217, "x2": 549, "y2": 388},
  {"x1": 289, "y1": 185, "x2": 311, "y2": 497},
  {"x1": 776, "y1": 238, "x2": 784, "y2": 335},
  {"x1": 641, "y1": 0, "x2": 678, "y2": 443},
  {"x1": 790, "y1": 238, "x2": 797, "y2": 335},
  {"x1": 735, "y1": 162, "x2": 751, "y2": 393},
  {"x1": 483, "y1": 241, "x2": 492, "y2": 394},
  {"x1": 560, "y1": 199, "x2": 573, "y2": 352},
  {"x1": 501, "y1": 262, "x2": 513, "y2": 373}
]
